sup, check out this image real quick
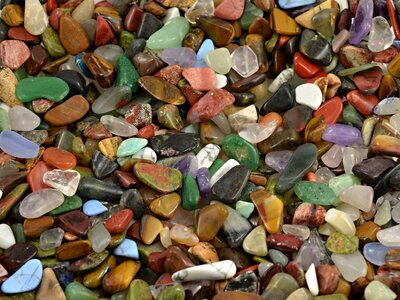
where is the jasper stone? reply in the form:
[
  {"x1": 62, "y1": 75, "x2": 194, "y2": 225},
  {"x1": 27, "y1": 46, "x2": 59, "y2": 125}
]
[
  {"x1": 0, "y1": 40, "x2": 30, "y2": 70},
  {"x1": 105, "y1": 209, "x2": 133, "y2": 234},
  {"x1": 59, "y1": 15, "x2": 90, "y2": 55},
  {"x1": 326, "y1": 232, "x2": 359, "y2": 254},
  {"x1": 44, "y1": 95, "x2": 89, "y2": 126},
  {"x1": 57, "y1": 210, "x2": 90, "y2": 237},
  {"x1": 150, "y1": 133, "x2": 200, "y2": 156},
  {"x1": 134, "y1": 162, "x2": 182, "y2": 193},
  {"x1": 139, "y1": 76, "x2": 186, "y2": 105},
  {"x1": 16, "y1": 77, "x2": 69, "y2": 103}
]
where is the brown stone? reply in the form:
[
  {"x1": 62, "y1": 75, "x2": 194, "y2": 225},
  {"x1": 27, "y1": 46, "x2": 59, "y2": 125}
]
[
  {"x1": 102, "y1": 260, "x2": 140, "y2": 293},
  {"x1": 56, "y1": 240, "x2": 92, "y2": 260},
  {"x1": 316, "y1": 264, "x2": 340, "y2": 294},
  {"x1": 36, "y1": 268, "x2": 66, "y2": 300},
  {"x1": 59, "y1": 14, "x2": 90, "y2": 55},
  {"x1": 45, "y1": 95, "x2": 90, "y2": 126},
  {"x1": 23, "y1": 216, "x2": 54, "y2": 238}
]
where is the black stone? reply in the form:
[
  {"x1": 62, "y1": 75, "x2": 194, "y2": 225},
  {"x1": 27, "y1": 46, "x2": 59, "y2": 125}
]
[
  {"x1": 91, "y1": 150, "x2": 119, "y2": 179},
  {"x1": 121, "y1": 189, "x2": 145, "y2": 219},
  {"x1": 390, "y1": 168, "x2": 400, "y2": 190},
  {"x1": 218, "y1": 247, "x2": 252, "y2": 271},
  {"x1": 260, "y1": 83, "x2": 294, "y2": 115},
  {"x1": 150, "y1": 133, "x2": 200, "y2": 157},
  {"x1": 233, "y1": 92, "x2": 256, "y2": 106},
  {"x1": 225, "y1": 271, "x2": 259, "y2": 293},
  {"x1": 285, "y1": 36, "x2": 299, "y2": 63},
  {"x1": 53, "y1": 262, "x2": 74, "y2": 289},
  {"x1": 352, "y1": 156, "x2": 396, "y2": 186},
  {"x1": 54, "y1": 70, "x2": 86, "y2": 96},
  {"x1": 136, "y1": 13, "x2": 162, "y2": 39},
  {"x1": 374, "y1": 163, "x2": 400, "y2": 200},
  {"x1": 231, "y1": 73, "x2": 267, "y2": 92},
  {"x1": 283, "y1": 105, "x2": 313, "y2": 132},
  {"x1": 124, "y1": 38, "x2": 146, "y2": 60},
  {"x1": 77, "y1": 176, "x2": 123, "y2": 203},
  {"x1": 299, "y1": 29, "x2": 332, "y2": 66}
]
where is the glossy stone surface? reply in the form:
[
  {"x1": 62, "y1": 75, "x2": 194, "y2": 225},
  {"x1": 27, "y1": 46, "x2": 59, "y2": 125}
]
[{"x1": 1, "y1": 259, "x2": 42, "y2": 294}]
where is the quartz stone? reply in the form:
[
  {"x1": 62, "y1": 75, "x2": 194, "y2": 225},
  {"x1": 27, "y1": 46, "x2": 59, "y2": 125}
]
[
  {"x1": 42, "y1": 169, "x2": 80, "y2": 196},
  {"x1": 24, "y1": 0, "x2": 48, "y2": 35},
  {"x1": 231, "y1": 46, "x2": 259, "y2": 78},
  {"x1": 100, "y1": 115, "x2": 138, "y2": 137},
  {"x1": 331, "y1": 251, "x2": 367, "y2": 282},
  {"x1": 88, "y1": 223, "x2": 111, "y2": 253},
  {"x1": 374, "y1": 97, "x2": 400, "y2": 115},
  {"x1": 325, "y1": 208, "x2": 355, "y2": 235},
  {"x1": 340, "y1": 185, "x2": 373, "y2": 212},
  {"x1": 161, "y1": 47, "x2": 196, "y2": 68},
  {"x1": 19, "y1": 189, "x2": 64, "y2": 219},
  {"x1": 368, "y1": 17, "x2": 394, "y2": 52},
  {"x1": 40, "y1": 227, "x2": 64, "y2": 250}
]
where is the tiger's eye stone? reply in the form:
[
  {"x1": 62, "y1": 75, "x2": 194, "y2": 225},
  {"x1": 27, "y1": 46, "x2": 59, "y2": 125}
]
[
  {"x1": 83, "y1": 53, "x2": 116, "y2": 88},
  {"x1": 138, "y1": 76, "x2": 186, "y2": 105},
  {"x1": 196, "y1": 16, "x2": 235, "y2": 47}
]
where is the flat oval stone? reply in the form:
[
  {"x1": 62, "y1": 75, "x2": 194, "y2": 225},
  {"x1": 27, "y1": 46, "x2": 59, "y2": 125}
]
[
  {"x1": 0, "y1": 130, "x2": 39, "y2": 159},
  {"x1": 0, "y1": 40, "x2": 30, "y2": 70},
  {"x1": 16, "y1": 77, "x2": 69, "y2": 103},
  {"x1": 44, "y1": 95, "x2": 89, "y2": 126},
  {"x1": 326, "y1": 232, "x2": 359, "y2": 254},
  {"x1": 134, "y1": 162, "x2": 182, "y2": 193},
  {"x1": 77, "y1": 176, "x2": 123, "y2": 203},
  {"x1": 322, "y1": 124, "x2": 362, "y2": 145},
  {"x1": 102, "y1": 260, "x2": 140, "y2": 293},
  {"x1": 365, "y1": 280, "x2": 397, "y2": 300},
  {"x1": 0, "y1": 243, "x2": 37, "y2": 273},
  {"x1": 56, "y1": 240, "x2": 92, "y2": 260},
  {"x1": 8, "y1": 106, "x2": 40, "y2": 131},
  {"x1": 294, "y1": 181, "x2": 337, "y2": 205},
  {"x1": 222, "y1": 134, "x2": 260, "y2": 171},
  {"x1": 374, "y1": 97, "x2": 400, "y2": 115},
  {"x1": 1, "y1": 259, "x2": 42, "y2": 294},
  {"x1": 139, "y1": 76, "x2": 186, "y2": 105},
  {"x1": 83, "y1": 200, "x2": 107, "y2": 216},
  {"x1": 117, "y1": 138, "x2": 148, "y2": 157},
  {"x1": 43, "y1": 147, "x2": 77, "y2": 170},
  {"x1": 150, "y1": 133, "x2": 200, "y2": 156},
  {"x1": 295, "y1": 83, "x2": 323, "y2": 110},
  {"x1": 19, "y1": 189, "x2": 64, "y2": 219},
  {"x1": 275, "y1": 143, "x2": 317, "y2": 194}
]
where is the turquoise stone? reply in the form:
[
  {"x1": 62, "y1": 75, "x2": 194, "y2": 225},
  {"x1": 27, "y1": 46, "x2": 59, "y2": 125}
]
[
  {"x1": 115, "y1": 55, "x2": 140, "y2": 93},
  {"x1": 222, "y1": 134, "x2": 260, "y2": 171},
  {"x1": 294, "y1": 181, "x2": 337, "y2": 205},
  {"x1": 147, "y1": 17, "x2": 190, "y2": 50},
  {"x1": 1, "y1": 259, "x2": 43, "y2": 294},
  {"x1": 235, "y1": 200, "x2": 255, "y2": 219},
  {"x1": 117, "y1": 138, "x2": 148, "y2": 157},
  {"x1": 16, "y1": 77, "x2": 70, "y2": 102}
]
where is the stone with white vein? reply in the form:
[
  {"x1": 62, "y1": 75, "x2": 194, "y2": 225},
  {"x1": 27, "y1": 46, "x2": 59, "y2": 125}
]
[{"x1": 196, "y1": 144, "x2": 220, "y2": 169}]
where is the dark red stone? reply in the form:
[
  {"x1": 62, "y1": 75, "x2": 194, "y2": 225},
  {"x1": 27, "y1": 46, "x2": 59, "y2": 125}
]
[
  {"x1": 124, "y1": 5, "x2": 144, "y2": 33},
  {"x1": 163, "y1": 246, "x2": 195, "y2": 274},
  {"x1": 105, "y1": 209, "x2": 134, "y2": 234},
  {"x1": 57, "y1": 210, "x2": 90, "y2": 237},
  {"x1": 148, "y1": 251, "x2": 167, "y2": 273},
  {"x1": 293, "y1": 52, "x2": 320, "y2": 78},
  {"x1": 25, "y1": 45, "x2": 49, "y2": 76},
  {"x1": 114, "y1": 170, "x2": 140, "y2": 188},
  {"x1": 136, "y1": 125, "x2": 156, "y2": 139},
  {"x1": 266, "y1": 233, "x2": 302, "y2": 252},
  {"x1": 0, "y1": 243, "x2": 37, "y2": 274},
  {"x1": 47, "y1": 0, "x2": 59, "y2": 14},
  {"x1": 95, "y1": 16, "x2": 118, "y2": 47},
  {"x1": 7, "y1": 27, "x2": 37, "y2": 42},
  {"x1": 352, "y1": 66, "x2": 383, "y2": 95}
]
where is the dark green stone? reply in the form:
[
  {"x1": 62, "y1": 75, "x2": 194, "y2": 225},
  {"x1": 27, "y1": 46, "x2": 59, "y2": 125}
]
[
  {"x1": 115, "y1": 55, "x2": 140, "y2": 93},
  {"x1": 222, "y1": 134, "x2": 260, "y2": 171},
  {"x1": 49, "y1": 194, "x2": 82, "y2": 216},
  {"x1": 182, "y1": 175, "x2": 200, "y2": 210}
]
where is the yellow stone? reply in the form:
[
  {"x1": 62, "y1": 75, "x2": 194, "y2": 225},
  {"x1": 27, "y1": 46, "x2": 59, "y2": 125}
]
[
  {"x1": 102, "y1": 260, "x2": 140, "y2": 294},
  {"x1": 250, "y1": 189, "x2": 283, "y2": 233},
  {"x1": 1, "y1": 4, "x2": 24, "y2": 26},
  {"x1": 188, "y1": 242, "x2": 219, "y2": 263},
  {"x1": 196, "y1": 203, "x2": 228, "y2": 242},
  {"x1": 98, "y1": 136, "x2": 123, "y2": 160},
  {"x1": 84, "y1": 255, "x2": 117, "y2": 288},
  {"x1": 149, "y1": 193, "x2": 181, "y2": 219},
  {"x1": 295, "y1": 0, "x2": 338, "y2": 29},
  {"x1": 270, "y1": 8, "x2": 301, "y2": 35},
  {"x1": 140, "y1": 214, "x2": 163, "y2": 245},
  {"x1": 388, "y1": 53, "x2": 400, "y2": 78}
]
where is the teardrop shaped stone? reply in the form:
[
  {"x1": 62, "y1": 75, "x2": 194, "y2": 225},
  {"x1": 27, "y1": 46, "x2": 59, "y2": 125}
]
[
  {"x1": 59, "y1": 15, "x2": 90, "y2": 55},
  {"x1": 0, "y1": 67, "x2": 22, "y2": 107},
  {"x1": 24, "y1": 0, "x2": 48, "y2": 35},
  {"x1": 36, "y1": 268, "x2": 66, "y2": 300}
]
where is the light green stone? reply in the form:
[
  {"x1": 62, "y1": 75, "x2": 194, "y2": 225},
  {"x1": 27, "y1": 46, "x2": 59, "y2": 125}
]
[
  {"x1": 115, "y1": 55, "x2": 140, "y2": 93},
  {"x1": 329, "y1": 174, "x2": 361, "y2": 196},
  {"x1": 41, "y1": 258, "x2": 62, "y2": 268},
  {"x1": 266, "y1": 33, "x2": 279, "y2": 53},
  {"x1": 235, "y1": 200, "x2": 254, "y2": 219},
  {"x1": 182, "y1": 175, "x2": 199, "y2": 210},
  {"x1": 240, "y1": 0, "x2": 263, "y2": 30},
  {"x1": 49, "y1": 194, "x2": 82, "y2": 216},
  {"x1": 365, "y1": 280, "x2": 396, "y2": 300},
  {"x1": 156, "y1": 284, "x2": 185, "y2": 300},
  {"x1": 294, "y1": 181, "x2": 337, "y2": 205},
  {"x1": 374, "y1": 200, "x2": 391, "y2": 226},
  {"x1": 16, "y1": 77, "x2": 70, "y2": 103},
  {"x1": 117, "y1": 138, "x2": 148, "y2": 157},
  {"x1": 30, "y1": 239, "x2": 56, "y2": 258},
  {"x1": 325, "y1": 232, "x2": 359, "y2": 254},
  {"x1": 222, "y1": 134, "x2": 260, "y2": 171},
  {"x1": 127, "y1": 279, "x2": 152, "y2": 300},
  {"x1": 205, "y1": 48, "x2": 232, "y2": 75},
  {"x1": 41, "y1": 25, "x2": 67, "y2": 58},
  {"x1": 65, "y1": 282, "x2": 98, "y2": 300},
  {"x1": 0, "y1": 108, "x2": 10, "y2": 130},
  {"x1": 147, "y1": 17, "x2": 190, "y2": 49}
]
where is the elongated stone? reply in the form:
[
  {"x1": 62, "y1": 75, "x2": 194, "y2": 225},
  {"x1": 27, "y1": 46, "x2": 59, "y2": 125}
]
[
  {"x1": 348, "y1": 0, "x2": 373, "y2": 45},
  {"x1": 59, "y1": 15, "x2": 90, "y2": 55},
  {"x1": 150, "y1": 133, "x2": 200, "y2": 156},
  {"x1": 172, "y1": 260, "x2": 236, "y2": 282},
  {"x1": 139, "y1": 76, "x2": 186, "y2": 105},
  {"x1": 294, "y1": 181, "x2": 337, "y2": 205},
  {"x1": 24, "y1": 0, "x2": 48, "y2": 35},
  {"x1": 147, "y1": 16, "x2": 190, "y2": 49},
  {"x1": 19, "y1": 189, "x2": 64, "y2": 219},
  {"x1": 16, "y1": 77, "x2": 69, "y2": 103},
  {"x1": 196, "y1": 16, "x2": 234, "y2": 47},
  {"x1": 77, "y1": 176, "x2": 123, "y2": 203}
]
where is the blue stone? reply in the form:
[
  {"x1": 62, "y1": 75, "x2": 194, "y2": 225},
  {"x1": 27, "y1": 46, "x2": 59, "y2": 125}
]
[
  {"x1": 75, "y1": 53, "x2": 94, "y2": 79},
  {"x1": 1, "y1": 259, "x2": 42, "y2": 294},
  {"x1": 193, "y1": 39, "x2": 214, "y2": 67},
  {"x1": 53, "y1": 262, "x2": 74, "y2": 289},
  {"x1": 0, "y1": 130, "x2": 40, "y2": 159},
  {"x1": 113, "y1": 238, "x2": 139, "y2": 259},
  {"x1": 363, "y1": 242, "x2": 393, "y2": 266},
  {"x1": 83, "y1": 200, "x2": 108, "y2": 216},
  {"x1": 278, "y1": 0, "x2": 316, "y2": 9}
]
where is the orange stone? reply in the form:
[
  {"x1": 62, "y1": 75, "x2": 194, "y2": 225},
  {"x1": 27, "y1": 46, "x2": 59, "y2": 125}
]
[
  {"x1": 43, "y1": 147, "x2": 77, "y2": 170},
  {"x1": 140, "y1": 214, "x2": 163, "y2": 245},
  {"x1": 59, "y1": 15, "x2": 90, "y2": 55},
  {"x1": 250, "y1": 189, "x2": 283, "y2": 233},
  {"x1": 23, "y1": 216, "x2": 54, "y2": 238},
  {"x1": 44, "y1": 95, "x2": 90, "y2": 126},
  {"x1": 355, "y1": 221, "x2": 381, "y2": 242},
  {"x1": 27, "y1": 161, "x2": 51, "y2": 192},
  {"x1": 149, "y1": 193, "x2": 181, "y2": 219}
]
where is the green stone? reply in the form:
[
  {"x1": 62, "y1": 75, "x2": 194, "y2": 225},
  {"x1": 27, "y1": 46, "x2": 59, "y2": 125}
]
[
  {"x1": 49, "y1": 194, "x2": 82, "y2": 216},
  {"x1": 31, "y1": 239, "x2": 56, "y2": 258},
  {"x1": 182, "y1": 175, "x2": 200, "y2": 210},
  {"x1": 0, "y1": 292, "x2": 35, "y2": 300},
  {"x1": 266, "y1": 33, "x2": 279, "y2": 53},
  {"x1": 343, "y1": 103, "x2": 365, "y2": 129},
  {"x1": 11, "y1": 223, "x2": 25, "y2": 243},
  {"x1": 16, "y1": 77, "x2": 70, "y2": 102},
  {"x1": 117, "y1": 138, "x2": 147, "y2": 157},
  {"x1": 294, "y1": 181, "x2": 337, "y2": 205},
  {"x1": 240, "y1": 0, "x2": 263, "y2": 30},
  {"x1": 115, "y1": 55, "x2": 140, "y2": 93},
  {"x1": 41, "y1": 25, "x2": 67, "y2": 58},
  {"x1": 365, "y1": 280, "x2": 397, "y2": 300},
  {"x1": 14, "y1": 67, "x2": 28, "y2": 81},
  {"x1": 222, "y1": 134, "x2": 260, "y2": 171},
  {"x1": 41, "y1": 258, "x2": 62, "y2": 268},
  {"x1": 147, "y1": 16, "x2": 190, "y2": 50},
  {"x1": 127, "y1": 279, "x2": 152, "y2": 300},
  {"x1": 157, "y1": 104, "x2": 183, "y2": 130},
  {"x1": 235, "y1": 200, "x2": 254, "y2": 219},
  {"x1": 265, "y1": 176, "x2": 278, "y2": 195},
  {"x1": 65, "y1": 282, "x2": 98, "y2": 300},
  {"x1": 238, "y1": 181, "x2": 257, "y2": 202},
  {"x1": 209, "y1": 158, "x2": 225, "y2": 176},
  {"x1": 204, "y1": 48, "x2": 232, "y2": 75},
  {"x1": 329, "y1": 174, "x2": 361, "y2": 195},
  {"x1": 325, "y1": 232, "x2": 359, "y2": 254},
  {"x1": 337, "y1": 62, "x2": 378, "y2": 77},
  {"x1": 74, "y1": 166, "x2": 95, "y2": 178},
  {"x1": 156, "y1": 284, "x2": 185, "y2": 300},
  {"x1": 119, "y1": 30, "x2": 135, "y2": 51},
  {"x1": 0, "y1": 108, "x2": 10, "y2": 130},
  {"x1": 72, "y1": 137, "x2": 91, "y2": 167}
]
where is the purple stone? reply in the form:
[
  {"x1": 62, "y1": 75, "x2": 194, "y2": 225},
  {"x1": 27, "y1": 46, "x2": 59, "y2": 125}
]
[
  {"x1": 173, "y1": 155, "x2": 198, "y2": 177},
  {"x1": 196, "y1": 167, "x2": 211, "y2": 198},
  {"x1": 265, "y1": 150, "x2": 293, "y2": 173},
  {"x1": 161, "y1": 47, "x2": 197, "y2": 68},
  {"x1": 348, "y1": 0, "x2": 374, "y2": 45},
  {"x1": 322, "y1": 124, "x2": 362, "y2": 146},
  {"x1": 373, "y1": 0, "x2": 388, "y2": 17}
]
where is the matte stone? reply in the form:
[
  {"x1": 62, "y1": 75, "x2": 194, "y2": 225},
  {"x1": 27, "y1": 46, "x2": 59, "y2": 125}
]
[
  {"x1": 353, "y1": 156, "x2": 395, "y2": 186},
  {"x1": 59, "y1": 15, "x2": 90, "y2": 55},
  {"x1": 150, "y1": 133, "x2": 200, "y2": 156},
  {"x1": 77, "y1": 176, "x2": 124, "y2": 202}
]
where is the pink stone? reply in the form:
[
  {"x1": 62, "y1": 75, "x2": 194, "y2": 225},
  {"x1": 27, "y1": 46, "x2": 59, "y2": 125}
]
[
  {"x1": 214, "y1": 0, "x2": 245, "y2": 20},
  {"x1": 182, "y1": 67, "x2": 216, "y2": 91},
  {"x1": 0, "y1": 40, "x2": 30, "y2": 70},
  {"x1": 0, "y1": 264, "x2": 8, "y2": 277}
]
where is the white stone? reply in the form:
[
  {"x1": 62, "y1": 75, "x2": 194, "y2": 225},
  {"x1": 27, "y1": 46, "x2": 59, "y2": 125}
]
[
  {"x1": 342, "y1": 146, "x2": 368, "y2": 174},
  {"x1": 336, "y1": 203, "x2": 360, "y2": 221},
  {"x1": 295, "y1": 83, "x2": 323, "y2": 110},
  {"x1": 377, "y1": 224, "x2": 400, "y2": 247},
  {"x1": 43, "y1": 169, "x2": 80, "y2": 197},
  {"x1": 100, "y1": 115, "x2": 138, "y2": 137},
  {"x1": 196, "y1": 144, "x2": 220, "y2": 169},
  {"x1": 390, "y1": 113, "x2": 400, "y2": 128},
  {"x1": 282, "y1": 224, "x2": 310, "y2": 241},
  {"x1": 238, "y1": 122, "x2": 277, "y2": 144},
  {"x1": 172, "y1": 260, "x2": 236, "y2": 282},
  {"x1": 131, "y1": 147, "x2": 157, "y2": 163},
  {"x1": 305, "y1": 263, "x2": 319, "y2": 296},
  {"x1": 0, "y1": 224, "x2": 15, "y2": 249},
  {"x1": 365, "y1": 280, "x2": 397, "y2": 300},
  {"x1": 210, "y1": 159, "x2": 239, "y2": 187},
  {"x1": 374, "y1": 200, "x2": 391, "y2": 226},
  {"x1": 24, "y1": 0, "x2": 49, "y2": 35},
  {"x1": 88, "y1": 223, "x2": 111, "y2": 253},
  {"x1": 19, "y1": 189, "x2": 64, "y2": 219},
  {"x1": 340, "y1": 185, "x2": 373, "y2": 212},
  {"x1": 214, "y1": 74, "x2": 228, "y2": 88},
  {"x1": 268, "y1": 68, "x2": 294, "y2": 93},
  {"x1": 321, "y1": 144, "x2": 344, "y2": 168},
  {"x1": 242, "y1": 225, "x2": 268, "y2": 256},
  {"x1": 163, "y1": 7, "x2": 180, "y2": 24},
  {"x1": 72, "y1": 0, "x2": 95, "y2": 22},
  {"x1": 231, "y1": 46, "x2": 259, "y2": 78},
  {"x1": 325, "y1": 208, "x2": 356, "y2": 235},
  {"x1": 227, "y1": 104, "x2": 258, "y2": 131},
  {"x1": 368, "y1": 16, "x2": 395, "y2": 52},
  {"x1": 332, "y1": 251, "x2": 367, "y2": 282},
  {"x1": 9, "y1": 106, "x2": 40, "y2": 131}
]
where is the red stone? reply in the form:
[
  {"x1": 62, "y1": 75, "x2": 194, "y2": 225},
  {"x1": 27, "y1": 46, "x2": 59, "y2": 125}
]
[
  {"x1": 47, "y1": 0, "x2": 59, "y2": 14},
  {"x1": 95, "y1": 16, "x2": 118, "y2": 47},
  {"x1": 293, "y1": 52, "x2": 320, "y2": 78},
  {"x1": 49, "y1": 8, "x2": 69, "y2": 31},
  {"x1": 180, "y1": 83, "x2": 204, "y2": 106},
  {"x1": 266, "y1": 233, "x2": 302, "y2": 252},
  {"x1": 127, "y1": 221, "x2": 142, "y2": 241},
  {"x1": 114, "y1": 170, "x2": 140, "y2": 188},
  {"x1": 373, "y1": 45, "x2": 398, "y2": 63},
  {"x1": 124, "y1": 5, "x2": 144, "y2": 33},
  {"x1": 124, "y1": 104, "x2": 152, "y2": 127},
  {"x1": 352, "y1": 66, "x2": 383, "y2": 95},
  {"x1": 83, "y1": 122, "x2": 113, "y2": 140},
  {"x1": 43, "y1": 147, "x2": 77, "y2": 170},
  {"x1": 148, "y1": 251, "x2": 167, "y2": 273},
  {"x1": 292, "y1": 202, "x2": 326, "y2": 227},
  {"x1": 214, "y1": 0, "x2": 245, "y2": 20},
  {"x1": 105, "y1": 209, "x2": 134, "y2": 234},
  {"x1": 136, "y1": 125, "x2": 155, "y2": 139},
  {"x1": 316, "y1": 264, "x2": 339, "y2": 294},
  {"x1": 346, "y1": 90, "x2": 379, "y2": 116},
  {"x1": 182, "y1": 67, "x2": 216, "y2": 91},
  {"x1": 154, "y1": 273, "x2": 173, "y2": 286},
  {"x1": 27, "y1": 161, "x2": 51, "y2": 192},
  {"x1": 57, "y1": 211, "x2": 90, "y2": 237},
  {"x1": 186, "y1": 89, "x2": 235, "y2": 123},
  {"x1": 286, "y1": 261, "x2": 305, "y2": 286},
  {"x1": 7, "y1": 27, "x2": 37, "y2": 42},
  {"x1": 0, "y1": 40, "x2": 30, "y2": 70},
  {"x1": 313, "y1": 96, "x2": 343, "y2": 124},
  {"x1": 154, "y1": 64, "x2": 182, "y2": 85}
]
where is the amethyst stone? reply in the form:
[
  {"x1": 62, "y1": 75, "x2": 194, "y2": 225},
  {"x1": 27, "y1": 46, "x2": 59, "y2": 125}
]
[
  {"x1": 322, "y1": 124, "x2": 362, "y2": 146},
  {"x1": 349, "y1": 0, "x2": 374, "y2": 45}
]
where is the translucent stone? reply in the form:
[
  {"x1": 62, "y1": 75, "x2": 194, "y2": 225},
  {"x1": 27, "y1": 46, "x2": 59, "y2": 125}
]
[
  {"x1": 325, "y1": 208, "x2": 356, "y2": 235},
  {"x1": 265, "y1": 150, "x2": 293, "y2": 173},
  {"x1": 282, "y1": 224, "x2": 310, "y2": 241},
  {"x1": 238, "y1": 122, "x2": 277, "y2": 144},
  {"x1": 211, "y1": 112, "x2": 231, "y2": 134},
  {"x1": 365, "y1": 280, "x2": 397, "y2": 300},
  {"x1": 377, "y1": 224, "x2": 400, "y2": 247},
  {"x1": 93, "y1": 45, "x2": 124, "y2": 66},
  {"x1": 332, "y1": 29, "x2": 351, "y2": 53},
  {"x1": 8, "y1": 106, "x2": 40, "y2": 131},
  {"x1": 170, "y1": 224, "x2": 199, "y2": 246},
  {"x1": 161, "y1": 47, "x2": 197, "y2": 68},
  {"x1": 321, "y1": 144, "x2": 343, "y2": 168},
  {"x1": 374, "y1": 200, "x2": 391, "y2": 226},
  {"x1": 24, "y1": 0, "x2": 48, "y2": 35},
  {"x1": 390, "y1": 113, "x2": 400, "y2": 128},
  {"x1": 40, "y1": 228, "x2": 64, "y2": 250},
  {"x1": 205, "y1": 48, "x2": 232, "y2": 75},
  {"x1": 185, "y1": 0, "x2": 215, "y2": 24},
  {"x1": 19, "y1": 189, "x2": 64, "y2": 219},
  {"x1": 163, "y1": 7, "x2": 180, "y2": 24},
  {"x1": 43, "y1": 169, "x2": 80, "y2": 196},
  {"x1": 294, "y1": 241, "x2": 321, "y2": 270},
  {"x1": 227, "y1": 104, "x2": 258, "y2": 131},
  {"x1": 368, "y1": 17, "x2": 394, "y2": 52},
  {"x1": 315, "y1": 167, "x2": 335, "y2": 184},
  {"x1": 72, "y1": 0, "x2": 95, "y2": 22},
  {"x1": 215, "y1": 74, "x2": 227, "y2": 88},
  {"x1": 374, "y1": 97, "x2": 400, "y2": 115},
  {"x1": 231, "y1": 46, "x2": 259, "y2": 78},
  {"x1": 342, "y1": 146, "x2": 368, "y2": 174},
  {"x1": 305, "y1": 263, "x2": 319, "y2": 296},
  {"x1": 331, "y1": 251, "x2": 367, "y2": 282},
  {"x1": 336, "y1": 203, "x2": 360, "y2": 221},
  {"x1": 340, "y1": 185, "x2": 373, "y2": 212},
  {"x1": 100, "y1": 115, "x2": 138, "y2": 137},
  {"x1": 92, "y1": 86, "x2": 132, "y2": 114},
  {"x1": 159, "y1": 227, "x2": 172, "y2": 248},
  {"x1": 392, "y1": 202, "x2": 400, "y2": 223},
  {"x1": 196, "y1": 144, "x2": 220, "y2": 169},
  {"x1": 87, "y1": 223, "x2": 111, "y2": 253}
]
